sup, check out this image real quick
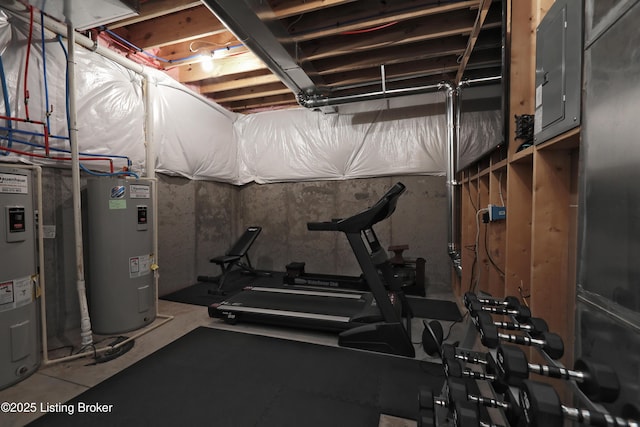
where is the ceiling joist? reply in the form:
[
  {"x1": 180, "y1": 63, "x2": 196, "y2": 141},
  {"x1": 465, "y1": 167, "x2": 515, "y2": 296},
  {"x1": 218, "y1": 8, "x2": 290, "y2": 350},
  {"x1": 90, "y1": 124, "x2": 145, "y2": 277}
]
[{"x1": 90, "y1": 0, "x2": 503, "y2": 113}]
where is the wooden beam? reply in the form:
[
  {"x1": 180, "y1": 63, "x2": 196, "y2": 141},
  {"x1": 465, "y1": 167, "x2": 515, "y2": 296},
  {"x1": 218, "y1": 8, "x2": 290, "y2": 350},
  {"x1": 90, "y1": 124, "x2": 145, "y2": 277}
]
[
  {"x1": 113, "y1": 5, "x2": 227, "y2": 50},
  {"x1": 487, "y1": 166, "x2": 507, "y2": 296},
  {"x1": 531, "y1": 149, "x2": 573, "y2": 366},
  {"x1": 455, "y1": 0, "x2": 492, "y2": 83},
  {"x1": 209, "y1": 83, "x2": 292, "y2": 103},
  {"x1": 177, "y1": 52, "x2": 268, "y2": 84},
  {"x1": 504, "y1": 161, "x2": 533, "y2": 299},
  {"x1": 106, "y1": 0, "x2": 201, "y2": 29},
  {"x1": 223, "y1": 94, "x2": 299, "y2": 112},
  {"x1": 320, "y1": 51, "x2": 500, "y2": 88},
  {"x1": 302, "y1": 8, "x2": 501, "y2": 62},
  {"x1": 289, "y1": 0, "x2": 481, "y2": 42},
  {"x1": 507, "y1": 0, "x2": 554, "y2": 158},
  {"x1": 157, "y1": 33, "x2": 241, "y2": 64},
  {"x1": 313, "y1": 29, "x2": 500, "y2": 75},
  {"x1": 200, "y1": 73, "x2": 281, "y2": 93},
  {"x1": 321, "y1": 57, "x2": 460, "y2": 87},
  {"x1": 313, "y1": 36, "x2": 468, "y2": 74},
  {"x1": 267, "y1": 0, "x2": 358, "y2": 19}
]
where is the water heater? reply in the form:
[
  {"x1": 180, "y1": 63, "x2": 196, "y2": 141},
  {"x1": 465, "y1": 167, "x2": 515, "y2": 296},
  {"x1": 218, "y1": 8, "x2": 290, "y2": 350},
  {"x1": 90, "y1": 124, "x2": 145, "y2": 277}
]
[
  {"x1": 0, "y1": 166, "x2": 40, "y2": 390},
  {"x1": 86, "y1": 177, "x2": 155, "y2": 334}
]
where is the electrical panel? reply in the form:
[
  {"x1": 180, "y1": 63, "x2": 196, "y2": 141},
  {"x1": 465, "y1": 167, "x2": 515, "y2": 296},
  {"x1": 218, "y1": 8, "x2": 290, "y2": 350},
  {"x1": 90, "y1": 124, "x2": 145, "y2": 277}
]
[
  {"x1": 86, "y1": 178, "x2": 155, "y2": 334},
  {"x1": 0, "y1": 167, "x2": 40, "y2": 390},
  {"x1": 534, "y1": 0, "x2": 583, "y2": 144}
]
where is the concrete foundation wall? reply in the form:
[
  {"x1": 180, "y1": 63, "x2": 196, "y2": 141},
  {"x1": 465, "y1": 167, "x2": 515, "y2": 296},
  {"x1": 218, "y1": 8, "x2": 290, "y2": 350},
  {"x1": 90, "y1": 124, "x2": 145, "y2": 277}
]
[
  {"x1": 36, "y1": 171, "x2": 450, "y2": 341},
  {"x1": 189, "y1": 175, "x2": 450, "y2": 295}
]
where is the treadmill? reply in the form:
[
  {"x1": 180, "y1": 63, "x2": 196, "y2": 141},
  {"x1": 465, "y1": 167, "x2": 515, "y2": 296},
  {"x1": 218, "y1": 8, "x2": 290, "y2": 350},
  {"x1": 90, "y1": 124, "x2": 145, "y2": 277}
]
[{"x1": 209, "y1": 182, "x2": 415, "y2": 357}]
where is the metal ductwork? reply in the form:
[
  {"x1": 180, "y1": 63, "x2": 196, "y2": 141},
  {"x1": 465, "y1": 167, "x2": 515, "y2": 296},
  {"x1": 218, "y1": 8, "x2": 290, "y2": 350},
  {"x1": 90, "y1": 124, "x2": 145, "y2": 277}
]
[
  {"x1": 298, "y1": 83, "x2": 444, "y2": 110},
  {"x1": 443, "y1": 82, "x2": 462, "y2": 276},
  {"x1": 200, "y1": 0, "x2": 318, "y2": 97}
]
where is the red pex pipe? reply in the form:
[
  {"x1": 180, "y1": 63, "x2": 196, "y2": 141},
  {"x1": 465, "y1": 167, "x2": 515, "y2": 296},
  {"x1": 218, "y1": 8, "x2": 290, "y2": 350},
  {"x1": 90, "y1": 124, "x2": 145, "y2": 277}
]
[
  {"x1": 43, "y1": 125, "x2": 49, "y2": 157},
  {"x1": 0, "y1": 115, "x2": 47, "y2": 126},
  {"x1": 0, "y1": 115, "x2": 50, "y2": 155}
]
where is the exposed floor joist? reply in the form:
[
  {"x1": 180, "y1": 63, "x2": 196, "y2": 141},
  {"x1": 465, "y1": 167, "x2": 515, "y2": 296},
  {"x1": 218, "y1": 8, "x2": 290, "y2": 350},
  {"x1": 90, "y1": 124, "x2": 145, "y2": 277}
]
[{"x1": 90, "y1": 0, "x2": 503, "y2": 113}]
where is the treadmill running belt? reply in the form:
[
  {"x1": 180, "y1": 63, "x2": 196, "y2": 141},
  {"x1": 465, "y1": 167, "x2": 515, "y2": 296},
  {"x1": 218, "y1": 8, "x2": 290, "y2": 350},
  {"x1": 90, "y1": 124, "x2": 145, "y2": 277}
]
[{"x1": 224, "y1": 290, "x2": 370, "y2": 318}]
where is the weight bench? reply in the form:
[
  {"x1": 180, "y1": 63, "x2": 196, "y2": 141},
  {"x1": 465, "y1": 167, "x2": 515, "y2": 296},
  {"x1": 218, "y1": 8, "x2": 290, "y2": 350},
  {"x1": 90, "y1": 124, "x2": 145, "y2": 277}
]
[{"x1": 198, "y1": 226, "x2": 263, "y2": 295}]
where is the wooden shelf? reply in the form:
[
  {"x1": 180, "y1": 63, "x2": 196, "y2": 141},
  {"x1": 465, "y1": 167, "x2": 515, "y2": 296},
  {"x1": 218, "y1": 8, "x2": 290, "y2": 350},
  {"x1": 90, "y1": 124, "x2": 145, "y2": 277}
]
[
  {"x1": 536, "y1": 126, "x2": 581, "y2": 151},
  {"x1": 491, "y1": 158, "x2": 508, "y2": 172},
  {"x1": 510, "y1": 145, "x2": 534, "y2": 163},
  {"x1": 462, "y1": 158, "x2": 509, "y2": 183}
]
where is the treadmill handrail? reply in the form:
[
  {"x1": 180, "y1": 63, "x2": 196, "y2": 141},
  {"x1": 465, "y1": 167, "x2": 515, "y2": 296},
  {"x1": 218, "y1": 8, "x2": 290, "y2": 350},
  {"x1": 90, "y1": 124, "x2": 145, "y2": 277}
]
[{"x1": 307, "y1": 182, "x2": 406, "y2": 233}]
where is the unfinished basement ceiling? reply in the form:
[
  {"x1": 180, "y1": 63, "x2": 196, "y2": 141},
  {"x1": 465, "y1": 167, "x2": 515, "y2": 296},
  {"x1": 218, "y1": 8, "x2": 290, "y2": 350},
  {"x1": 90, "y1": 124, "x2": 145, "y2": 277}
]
[{"x1": 91, "y1": 0, "x2": 504, "y2": 114}]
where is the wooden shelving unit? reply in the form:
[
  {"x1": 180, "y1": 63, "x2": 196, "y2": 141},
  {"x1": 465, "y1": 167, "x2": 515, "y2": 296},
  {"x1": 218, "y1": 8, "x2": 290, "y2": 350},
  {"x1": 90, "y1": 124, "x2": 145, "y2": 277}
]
[{"x1": 454, "y1": 0, "x2": 579, "y2": 367}]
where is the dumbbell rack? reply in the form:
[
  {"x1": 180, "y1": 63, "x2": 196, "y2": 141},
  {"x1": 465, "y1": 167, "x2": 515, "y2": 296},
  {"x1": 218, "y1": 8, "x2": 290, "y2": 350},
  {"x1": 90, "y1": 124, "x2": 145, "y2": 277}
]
[{"x1": 421, "y1": 291, "x2": 636, "y2": 427}]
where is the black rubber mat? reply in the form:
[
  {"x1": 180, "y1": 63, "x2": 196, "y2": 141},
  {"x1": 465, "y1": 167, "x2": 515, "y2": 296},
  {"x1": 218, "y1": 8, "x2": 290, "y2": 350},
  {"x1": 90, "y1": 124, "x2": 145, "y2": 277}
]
[
  {"x1": 28, "y1": 327, "x2": 445, "y2": 427},
  {"x1": 160, "y1": 270, "x2": 284, "y2": 305}
]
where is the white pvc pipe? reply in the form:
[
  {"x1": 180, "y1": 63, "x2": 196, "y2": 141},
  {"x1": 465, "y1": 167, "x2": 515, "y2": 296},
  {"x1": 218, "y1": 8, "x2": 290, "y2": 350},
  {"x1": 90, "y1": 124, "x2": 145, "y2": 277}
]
[
  {"x1": 66, "y1": 24, "x2": 93, "y2": 347},
  {"x1": 143, "y1": 76, "x2": 155, "y2": 180}
]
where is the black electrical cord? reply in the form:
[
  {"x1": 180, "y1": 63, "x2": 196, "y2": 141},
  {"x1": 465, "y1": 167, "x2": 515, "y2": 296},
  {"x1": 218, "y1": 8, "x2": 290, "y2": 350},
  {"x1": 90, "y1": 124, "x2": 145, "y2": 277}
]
[{"x1": 442, "y1": 312, "x2": 469, "y2": 341}]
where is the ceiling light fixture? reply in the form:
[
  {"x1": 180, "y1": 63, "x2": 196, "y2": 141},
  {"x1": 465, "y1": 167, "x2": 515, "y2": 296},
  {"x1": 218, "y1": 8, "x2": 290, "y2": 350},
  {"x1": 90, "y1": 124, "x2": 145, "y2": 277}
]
[{"x1": 200, "y1": 51, "x2": 214, "y2": 72}]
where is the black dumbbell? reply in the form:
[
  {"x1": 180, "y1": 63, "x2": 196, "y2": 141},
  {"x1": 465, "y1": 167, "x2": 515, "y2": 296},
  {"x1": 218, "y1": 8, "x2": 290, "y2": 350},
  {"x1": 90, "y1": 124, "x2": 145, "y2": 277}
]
[
  {"x1": 450, "y1": 377, "x2": 639, "y2": 427},
  {"x1": 441, "y1": 344, "x2": 510, "y2": 392},
  {"x1": 464, "y1": 292, "x2": 531, "y2": 323},
  {"x1": 421, "y1": 319, "x2": 494, "y2": 364},
  {"x1": 519, "y1": 379, "x2": 639, "y2": 427},
  {"x1": 464, "y1": 292, "x2": 522, "y2": 310},
  {"x1": 474, "y1": 311, "x2": 548, "y2": 338},
  {"x1": 467, "y1": 299, "x2": 532, "y2": 323},
  {"x1": 494, "y1": 344, "x2": 620, "y2": 403},
  {"x1": 474, "y1": 315, "x2": 564, "y2": 359},
  {"x1": 444, "y1": 357, "x2": 508, "y2": 394},
  {"x1": 423, "y1": 324, "x2": 500, "y2": 385},
  {"x1": 446, "y1": 377, "x2": 523, "y2": 427},
  {"x1": 441, "y1": 343, "x2": 490, "y2": 367},
  {"x1": 419, "y1": 385, "x2": 504, "y2": 427}
]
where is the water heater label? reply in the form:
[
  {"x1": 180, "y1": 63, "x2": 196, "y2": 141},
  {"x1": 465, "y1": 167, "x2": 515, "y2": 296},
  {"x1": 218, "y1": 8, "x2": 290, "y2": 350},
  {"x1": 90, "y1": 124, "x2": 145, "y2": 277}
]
[
  {"x1": 109, "y1": 200, "x2": 127, "y2": 210},
  {"x1": 0, "y1": 277, "x2": 32, "y2": 311},
  {"x1": 129, "y1": 254, "x2": 152, "y2": 278},
  {"x1": 13, "y1": 276, "x2": 32, "y2": 307},
  {"x1": 0, "y1": 173, "x2": 28, "y2": 194},
  {"x1": 0, "y1": 281, "x2": 14, "y2": 306},
  {"x1": 130, "y1": 184, "x2": 150, "y2": 199}
]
